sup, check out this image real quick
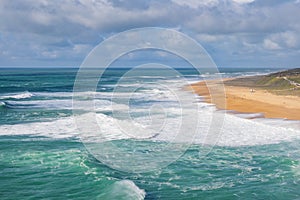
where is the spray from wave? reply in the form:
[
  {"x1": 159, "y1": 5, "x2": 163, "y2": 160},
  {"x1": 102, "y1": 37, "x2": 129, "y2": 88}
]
[{"x1": 97, "y1": 180, "x2": 146, "y2": 200}]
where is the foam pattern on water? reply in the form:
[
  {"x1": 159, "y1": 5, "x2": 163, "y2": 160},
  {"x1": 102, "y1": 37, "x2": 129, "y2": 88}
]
[{"x1": 1, "y1": 109, "x2": 300, "y2": 147}]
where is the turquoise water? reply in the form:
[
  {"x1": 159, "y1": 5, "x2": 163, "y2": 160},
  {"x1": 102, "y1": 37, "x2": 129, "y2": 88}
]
[
  {"x1": 1, "y1": 136, "x2": 300, "y2": 199},
  {"x1": 1, "y1": 68, "x2": 300, "y2": 199}
]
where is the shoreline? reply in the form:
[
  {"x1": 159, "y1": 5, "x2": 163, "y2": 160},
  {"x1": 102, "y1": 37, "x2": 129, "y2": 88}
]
[{"x1": 189, "y1": 78, "x2": 300, "y2": 121}]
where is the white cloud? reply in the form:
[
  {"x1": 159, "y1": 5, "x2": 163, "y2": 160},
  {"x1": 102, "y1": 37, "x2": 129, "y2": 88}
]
[
  {"x1": 171, "y1": 0, "x2": 219, "y2": 9},
  {"x1": 263, "y1": 39, "x2": 281, "y2": 50},
  {"x1": 232, "y1": 0, "x2": 255, "y2": 4},
  {"x1": 41, "y1": 50, "x2": 58, "y2": 59},
  {"x1": 277, "y1": 31, "x2": 298, "y2": 48},
  {"x1": 73, "y1": 44, "x2": 93, "y2": 54},
  {"x1": 196, "y1": 34, "x2": 220, "y2": 42},
  {"x1": 263, "y1": 31, "x2": 299, "y2": 50}
]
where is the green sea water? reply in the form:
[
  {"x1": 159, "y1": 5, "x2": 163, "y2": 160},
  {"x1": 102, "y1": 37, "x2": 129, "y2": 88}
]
[
  {"x1": 1, "y1": 136, "x2": 300, "y2": 199},
  {"x1": 1, "y1": 68, "x2": 300, "y2": 199}
]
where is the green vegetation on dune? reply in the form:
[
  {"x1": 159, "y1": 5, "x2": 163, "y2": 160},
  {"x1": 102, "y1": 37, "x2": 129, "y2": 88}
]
[
  {"x1": 256, "y1": 76, "x2": 293, "y2": 90},
  {"x1": 224, "y1": 68, "x2": 300, "y2": 96},
  {"x1": 289, "y1": 77, "x2": 300, "y2": 83}
]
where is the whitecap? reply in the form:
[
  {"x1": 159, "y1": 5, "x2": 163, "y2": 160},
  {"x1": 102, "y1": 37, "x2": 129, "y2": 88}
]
[
  {"x1": 0, "y1": 91, "x2": 34, "y2": 100},
  {"x1": 0, "y1": 101, "x2": 5, "y2": 107},
  {"x1": 4, "y1": 99, "x2": 129, "y2": 112},
  {"x1": 0, "y1": 109, "x2": 300, "y2": 147},
  {"x1": 97, "y1": 180, "x2": 146, "y2": 200}
]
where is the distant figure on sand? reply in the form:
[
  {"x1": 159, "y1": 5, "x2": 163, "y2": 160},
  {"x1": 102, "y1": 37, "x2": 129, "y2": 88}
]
[{"x1": 250, "y1": 88, "x2": 255, "y2": 93}]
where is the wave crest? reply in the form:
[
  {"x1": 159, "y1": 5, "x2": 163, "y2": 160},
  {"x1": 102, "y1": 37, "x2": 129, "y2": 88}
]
[
  {"x1": 97, "y1": 180, "x2": 146, "y2": 200},
  {"x1": 0, "y1": 91, "x2": 34, "y2": 100}
]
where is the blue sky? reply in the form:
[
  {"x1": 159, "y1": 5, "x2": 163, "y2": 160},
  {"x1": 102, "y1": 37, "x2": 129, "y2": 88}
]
[{"x1": 0, "y1": 0, "x2": 299, "y2": 68}]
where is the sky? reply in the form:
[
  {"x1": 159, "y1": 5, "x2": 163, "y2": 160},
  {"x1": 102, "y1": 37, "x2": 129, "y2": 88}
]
[{"x1": 0, "y1": 0, "x2": 299, "y2": 68}]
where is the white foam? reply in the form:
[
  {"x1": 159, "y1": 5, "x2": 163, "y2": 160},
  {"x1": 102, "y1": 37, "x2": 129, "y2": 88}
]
[
  {"x1": 0, "y1": 108, "x2": 299, "y2": 147},
  {"x1": 0, "y1": 117, "x2": 77, "y2": 138},
  {"x1": 229, "y1": 112, "x2": 265, "y2": 119},
  {"x1": 97, "y1": 180, "x2": 146, "y2": 200},
  {"x1": 0, "y1": 91, "x2": 34, "y2": 99},
  {"x1": 211, "y1": 114, "x2": 300, "y2": 146},
  {"x1": 5, "y1": 100, "x2": 73, "y2": 109},
  {"x1": 251, "y1": 118, "x2": 300, "y2": 130},
  {"x1": 4, "y1": 99, "x2": 129, "y2": 112},
  {"x1": 31, "y1": 91, "x2": 129, "y2": 99},
  {"x1": 34, "y1": 92, "x2": 74, "y2": 98}
]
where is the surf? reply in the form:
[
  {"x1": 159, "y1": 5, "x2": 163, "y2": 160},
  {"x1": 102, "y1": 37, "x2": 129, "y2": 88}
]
[{"x1": 0, "y1": 91, "x2": 34, "y2": 100}]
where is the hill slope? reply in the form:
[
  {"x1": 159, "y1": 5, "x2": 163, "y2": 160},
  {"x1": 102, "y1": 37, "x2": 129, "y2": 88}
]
[{"x1": 225, "y1": 68, "x2": 300, "y2": 96}]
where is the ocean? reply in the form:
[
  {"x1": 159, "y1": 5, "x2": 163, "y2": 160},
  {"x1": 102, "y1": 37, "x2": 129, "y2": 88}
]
[{"x1": 1, "y1": 67, "x2": 300, "y2": 199}]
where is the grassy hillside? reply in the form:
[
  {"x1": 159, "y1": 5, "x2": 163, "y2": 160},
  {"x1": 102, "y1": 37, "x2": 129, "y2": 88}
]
[{"x1": 225, "y1": 68, "x2": 300, "y2": 96}]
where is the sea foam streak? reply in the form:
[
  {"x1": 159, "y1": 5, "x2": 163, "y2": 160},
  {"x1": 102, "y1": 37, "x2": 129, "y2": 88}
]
[
  {"x1": 1, "y1": 111, "x2": 300, "y2": 147},
  {"x1": 2, "y1": 99, "x2": 129, "y2": 111},
  {"x1": 0, "y1": 91, "x2": 34, "y2": 100}
]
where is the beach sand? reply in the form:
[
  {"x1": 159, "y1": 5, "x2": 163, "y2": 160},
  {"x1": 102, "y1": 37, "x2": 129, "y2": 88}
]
[{"x1": 189, "y1": 79, "x2": 300, "y2": 120}]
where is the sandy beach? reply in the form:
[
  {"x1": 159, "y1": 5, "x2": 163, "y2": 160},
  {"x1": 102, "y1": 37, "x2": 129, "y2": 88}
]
[{"x1": 190, "y1": 79, "x2": 300, "y2": 120}]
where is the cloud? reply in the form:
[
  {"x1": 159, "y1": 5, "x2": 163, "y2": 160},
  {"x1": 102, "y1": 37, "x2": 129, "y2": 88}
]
[
  {"x1": 232, "y1": 0, "x2": 255, "y2": 4},
  {"x1": 171, "y1": 0, "x2": 219, "y2": 9},
  {"x1": 0, "y1": 0, "x2": 299, "y2": 67},
  {"x1": 271, "y1": 31, "x2": 298, "y2": 48},
  {"x1": 262, "y1": 31, "x2": 299, "y2": 51},
  {"x1": 263, "y1": 39, "x2": 281, "y2": 50}
]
